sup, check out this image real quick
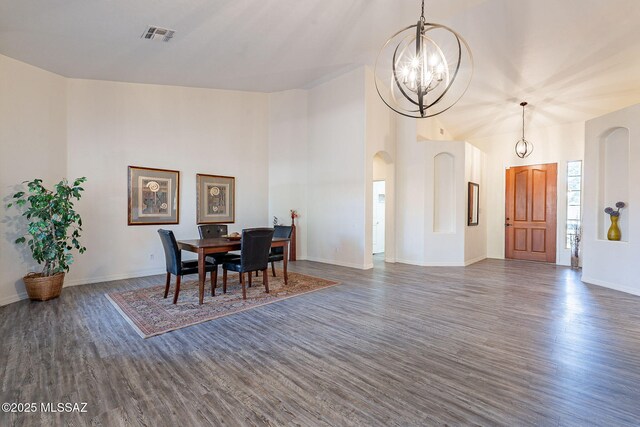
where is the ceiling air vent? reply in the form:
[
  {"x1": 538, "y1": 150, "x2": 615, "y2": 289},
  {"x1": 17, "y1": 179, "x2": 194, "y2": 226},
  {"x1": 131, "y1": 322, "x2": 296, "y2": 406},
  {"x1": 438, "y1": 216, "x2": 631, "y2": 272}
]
[{"x1": 141, "y1": 26, "x2": 175, "y2": 42}]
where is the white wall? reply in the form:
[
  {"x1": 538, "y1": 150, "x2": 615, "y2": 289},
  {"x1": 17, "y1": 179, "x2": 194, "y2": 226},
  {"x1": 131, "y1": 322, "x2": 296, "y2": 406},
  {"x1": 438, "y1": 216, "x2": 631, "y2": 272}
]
[
  {"x1": 364, "y1": 67, "x2": 397, "y2": 266},
  {"x1": 468, "y1": 121, "x2": 585, "y2": 265},
  {"x1": 582, "y1": 104, "x2": 640, "y2": 296},
  {"x1": 268, "y1": 89, "x2": 308, "y2": 259},
  {"x1": 395, "y1": 130, "x2": 486, "y2": 266},
  {"x1": 0, "y1": 55, "x2": 67, "y2": 305},
  {"x1": 306, "y1": 68, "x2": 367, "y2": 269},
  {"x1": 465, "y1": 143, "x2": 487, "y2": 264},
  {"x1": 423, "y1": 141, "x2": 467, "y2": 266},
  {"x1": 65, "y1": 79, "x2": 269, "y2": 286},
  {"x1": 2, "y1": 58, "x2": 394, "y2": 305},
  {"x1": 417, "y1": 116, "x2": 454, "y2": 141},
  {"x1": 395, "y1": 117, "x2": 428, "y2": 265},
  {"x1": 395, "y1": 112, "x2": 459, "y2": 266}
]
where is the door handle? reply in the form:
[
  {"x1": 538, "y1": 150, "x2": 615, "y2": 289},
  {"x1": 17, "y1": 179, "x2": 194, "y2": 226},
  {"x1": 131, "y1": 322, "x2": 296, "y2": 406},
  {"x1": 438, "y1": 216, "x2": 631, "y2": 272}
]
[{"x1": 505, "y1": 223, "x2": 512, "y2": 227}]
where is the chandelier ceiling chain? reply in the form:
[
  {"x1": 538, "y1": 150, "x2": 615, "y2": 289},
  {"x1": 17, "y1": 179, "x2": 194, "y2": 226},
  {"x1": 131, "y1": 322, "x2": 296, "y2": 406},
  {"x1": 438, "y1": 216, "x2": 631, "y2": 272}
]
[
  {"x1": 515, "y1": 101, "x2": 534, "y2": 158},
  {"x1": 374, "y1": 0, "x2": 473, "y2": 119}
]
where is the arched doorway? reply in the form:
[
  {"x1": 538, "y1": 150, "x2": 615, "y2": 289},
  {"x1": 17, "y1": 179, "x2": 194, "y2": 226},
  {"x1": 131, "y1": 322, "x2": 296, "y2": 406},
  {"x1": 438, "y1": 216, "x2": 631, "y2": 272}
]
[{"x1": 367, "y1": 151, "x2": 395, "y2": 267}]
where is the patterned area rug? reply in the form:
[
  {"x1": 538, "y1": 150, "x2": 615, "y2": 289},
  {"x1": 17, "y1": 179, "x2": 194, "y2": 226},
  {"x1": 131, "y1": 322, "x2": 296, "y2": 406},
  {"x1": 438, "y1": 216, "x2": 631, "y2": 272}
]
[{"x1": 106, "y1": 271, "x2": 339, "y2": 338}]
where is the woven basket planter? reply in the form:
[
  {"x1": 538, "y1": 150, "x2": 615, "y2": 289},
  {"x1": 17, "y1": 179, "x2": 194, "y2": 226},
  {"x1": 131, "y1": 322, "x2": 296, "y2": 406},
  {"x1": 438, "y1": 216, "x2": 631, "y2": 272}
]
[{"x1": 23, "y1": 272, "x2": 65, "y2": 301}]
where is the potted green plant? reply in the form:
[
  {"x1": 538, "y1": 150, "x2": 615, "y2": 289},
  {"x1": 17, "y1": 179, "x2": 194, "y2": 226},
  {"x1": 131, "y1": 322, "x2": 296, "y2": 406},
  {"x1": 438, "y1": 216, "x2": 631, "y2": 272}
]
[{"x1": 6, "y1": 177, "x2": 87, "y2": 300}]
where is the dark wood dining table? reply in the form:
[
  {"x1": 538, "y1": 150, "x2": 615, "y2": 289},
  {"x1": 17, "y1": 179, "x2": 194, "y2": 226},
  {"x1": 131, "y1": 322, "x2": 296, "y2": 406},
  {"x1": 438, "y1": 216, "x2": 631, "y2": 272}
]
[{"x1": 177, "y1": 237, "x2": 290, "y2": 304}]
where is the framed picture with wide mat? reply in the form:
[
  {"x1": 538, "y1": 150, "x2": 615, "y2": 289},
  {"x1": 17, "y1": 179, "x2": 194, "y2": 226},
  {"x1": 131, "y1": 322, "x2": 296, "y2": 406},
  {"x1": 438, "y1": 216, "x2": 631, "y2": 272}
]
[
  {"x1": 128, "y1": 166, "x2": 180, "y2": 225},
  {"x1": 196, "y1": 174, "x2": 235, "y2": 224}
]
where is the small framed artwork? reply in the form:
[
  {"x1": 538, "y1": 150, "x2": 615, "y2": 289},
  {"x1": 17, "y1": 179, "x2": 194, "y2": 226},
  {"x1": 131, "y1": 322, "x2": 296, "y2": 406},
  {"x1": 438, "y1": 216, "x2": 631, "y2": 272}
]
[
  {"x1": 468, "y1": 182, "x2": 479, "y2": 226},
  {"x1": 128, "y1": 166, "x2": 180, "y2": 225},
  {"x1": 196, "y1": 174, "x2": 235, "y2": 224}
]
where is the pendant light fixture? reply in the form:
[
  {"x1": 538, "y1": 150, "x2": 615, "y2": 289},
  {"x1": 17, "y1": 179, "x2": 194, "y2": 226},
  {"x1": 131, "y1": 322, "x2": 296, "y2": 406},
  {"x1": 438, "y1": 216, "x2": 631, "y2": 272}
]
[
  {"x1": 515, "y1": 102, "x2": 533, "y2": 158},
  {"x1": 374, "y1": 0, "x2": 473, "y2": 118}
]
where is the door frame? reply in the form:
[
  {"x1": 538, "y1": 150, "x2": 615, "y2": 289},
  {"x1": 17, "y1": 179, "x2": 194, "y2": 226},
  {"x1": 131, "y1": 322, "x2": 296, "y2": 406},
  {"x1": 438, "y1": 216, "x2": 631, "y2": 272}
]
[{"x1": 372, "y1": 180, "x2": 386, "y2": 254}]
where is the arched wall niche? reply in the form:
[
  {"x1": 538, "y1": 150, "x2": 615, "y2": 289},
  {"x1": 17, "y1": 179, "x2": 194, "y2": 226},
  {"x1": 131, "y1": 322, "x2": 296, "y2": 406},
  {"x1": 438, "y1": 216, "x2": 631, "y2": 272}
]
[
  {"x1": 433, "y1": 152, "x2": 455, "y2": 233},
  {"x1": 598, "y1": 127, "x2": 630, "y2": 241},
  {"x1": 374, "y1": 150, "x2": 393, "y2": 164},
  {"x1": 373, "y1": 151, "x2": 392, "y2": 180}
]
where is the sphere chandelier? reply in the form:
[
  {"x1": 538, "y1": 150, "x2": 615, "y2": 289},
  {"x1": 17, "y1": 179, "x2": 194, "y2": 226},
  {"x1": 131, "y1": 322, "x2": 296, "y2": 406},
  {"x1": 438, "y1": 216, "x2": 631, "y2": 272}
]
[
  {"x1": 374, "y1": 0, "x2": 473, "y2": 118},
  {"x1": 515, "y1": 101, "x2": 534, "y2": 158}
]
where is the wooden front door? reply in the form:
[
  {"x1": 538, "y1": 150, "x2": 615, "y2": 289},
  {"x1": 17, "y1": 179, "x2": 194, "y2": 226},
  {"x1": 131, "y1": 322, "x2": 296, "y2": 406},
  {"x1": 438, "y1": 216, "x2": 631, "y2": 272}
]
[{"x1": 505, "y1": 163, "x2": 557, "y2": 262}]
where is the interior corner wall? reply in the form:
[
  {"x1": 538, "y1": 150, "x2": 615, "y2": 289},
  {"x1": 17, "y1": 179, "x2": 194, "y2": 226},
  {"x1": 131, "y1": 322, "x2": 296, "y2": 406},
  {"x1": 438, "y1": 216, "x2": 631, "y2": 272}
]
[
  {"x1": 306, "y1": 67, "x2": 367, "y2": 269},
  {"x1": 468, "y1": 121, "x2": 585, "y2": 265},
  {"x1": 395, "y1": 111, "x2": 458, "y2": 266},
  {"x1": 364, "y1": 67, "x2": 396, "y2": 267},
  {"x1": 268, "y1": 90, "x2": 308, "y2": 260},
  {"x1": 395, "y1": 117, "x2": 426, "y2": 264},
  {"x1": 0, "y1": 54, "x2": 68, "y2": 305},
  {"x1": 464, "y1": 143, "x2": 487, "y2": 264},
  {"x1": 416, "y1": 116, "x2": 454, "y2": 141},
  {"x1": 396, "y1": 133, "x2": 485, "y2": 266},
  {"x1": 582, "y1": 104, "x2": 640, "y2": 296},
  {"x1": 65, "y1": 79, "x2": 269, "y2": 287}
]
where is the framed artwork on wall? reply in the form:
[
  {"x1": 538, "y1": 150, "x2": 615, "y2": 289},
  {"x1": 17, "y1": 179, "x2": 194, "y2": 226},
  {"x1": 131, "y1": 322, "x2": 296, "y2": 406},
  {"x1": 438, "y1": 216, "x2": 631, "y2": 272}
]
[
  {"x1": 468, "y1": 181, "x2": 479, "y2": 226},
  {"x1": 128, "y1": 166, "x2": 180, "y2": 225},
  {"x1": 196, "y1": 174, "x2": 235, "y2": 224}
]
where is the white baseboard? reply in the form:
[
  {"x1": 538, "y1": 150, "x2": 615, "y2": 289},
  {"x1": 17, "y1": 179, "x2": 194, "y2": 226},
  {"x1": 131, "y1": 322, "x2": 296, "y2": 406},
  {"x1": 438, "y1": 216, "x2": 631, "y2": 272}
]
[
  {"x1": 423, "y1": 261, "x2": 467, "y2": 267},
  {"x1": 464, "y1": 256, "x2": 487, "y2": 266},
  {"x1": 1, "y1": 259, "x2": 323, "y2": 307},
  {"x1": 581, "y1": 276, "x2": 640, "y2": 297},
  {"x1": 394, "y1": 257, "x2": 486, "y2": 267},
  {"x1": 395, "y1": 258, "x2": 468, "y2": 267},
  {"x1": 0, "y1": 291, "x2": 29, "y2": 306},
  {"x1": 304, "y1": 256, "x2": 370, "y2": 270},
  {"x1": 395, "y1": 258, "x2": 426, "y2": 266},
  {"x1": 0, "y1": 267, "x2": 167, "y2": 307},
  {"x1": 64, "y1": 267, "x2": 166, "y2": 287}
]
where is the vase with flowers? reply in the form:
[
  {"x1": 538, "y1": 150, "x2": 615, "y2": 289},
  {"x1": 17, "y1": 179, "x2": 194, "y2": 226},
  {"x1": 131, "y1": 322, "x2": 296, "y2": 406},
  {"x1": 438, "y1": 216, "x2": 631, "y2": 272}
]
[
  {"x1": 604, "y1": 202, "x2": 625, "y2": 241},
  {"x1": 568, "y1": 224, "x2": 582, "y2": 269},
  {"x1": 290, "y1": 210, "x2": 299, "y2": 261}
]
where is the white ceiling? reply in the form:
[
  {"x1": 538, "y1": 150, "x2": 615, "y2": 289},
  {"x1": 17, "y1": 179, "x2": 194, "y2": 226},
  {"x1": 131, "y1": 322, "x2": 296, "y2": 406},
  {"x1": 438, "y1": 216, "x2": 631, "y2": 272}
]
[{"x1": 2, "y1": 0, "x2": 640, "y2": 139}]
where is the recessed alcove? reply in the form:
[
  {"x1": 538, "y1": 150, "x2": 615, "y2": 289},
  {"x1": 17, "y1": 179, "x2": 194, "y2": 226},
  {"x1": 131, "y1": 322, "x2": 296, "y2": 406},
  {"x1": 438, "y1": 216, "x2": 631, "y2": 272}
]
[
  {"x1": 597, "y1": 127, "x2": 630, "y2": 242},
  {"x1": 583, "y1": 103, "x2": 639, "y2": 296}
]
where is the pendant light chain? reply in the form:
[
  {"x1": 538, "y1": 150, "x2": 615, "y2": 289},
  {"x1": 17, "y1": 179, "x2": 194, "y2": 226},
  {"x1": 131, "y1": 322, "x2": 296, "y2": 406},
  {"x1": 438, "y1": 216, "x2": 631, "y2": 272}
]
[
  {"x1": 421, "y1": 0, "x2": 426, "y2": 22},
  {"x1": 522, "y1": 103, "x2": 525, "y2": 140}
]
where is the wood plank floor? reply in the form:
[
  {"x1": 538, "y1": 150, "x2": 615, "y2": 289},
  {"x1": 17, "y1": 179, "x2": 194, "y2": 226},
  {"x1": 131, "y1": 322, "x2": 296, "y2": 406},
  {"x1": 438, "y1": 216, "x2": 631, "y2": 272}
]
[{"x1": 1, "y1": 258, "x2": 640, "y2": 426}]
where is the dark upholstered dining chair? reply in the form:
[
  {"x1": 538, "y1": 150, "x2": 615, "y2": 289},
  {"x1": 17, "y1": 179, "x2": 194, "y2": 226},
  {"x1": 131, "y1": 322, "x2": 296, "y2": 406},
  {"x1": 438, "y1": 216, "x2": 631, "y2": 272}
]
[
  {"x1": 158, "y1": 229, "x2": 218, "y2": 304},
  {"x1": 267, "y1": 225, "x2": 293, "y2": 277},
  {"x1": 198, "y1": 224, "x2": 228, "y2": 238},
  {"x1": 222, "y1": 228, "x2": 274, "y2": 300},
  {"x1": 198, "y1": 223, "x2": 239, "y2": 264}
]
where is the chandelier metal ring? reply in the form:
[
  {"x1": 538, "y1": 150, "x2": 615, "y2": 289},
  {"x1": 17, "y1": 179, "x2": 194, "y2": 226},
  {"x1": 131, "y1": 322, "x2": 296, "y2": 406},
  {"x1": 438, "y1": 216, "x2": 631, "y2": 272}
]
[{"x1": 374, "y1": 1, "x2": 473, "y2": 119}]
